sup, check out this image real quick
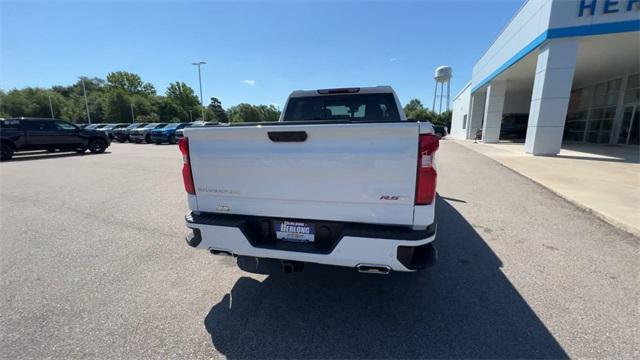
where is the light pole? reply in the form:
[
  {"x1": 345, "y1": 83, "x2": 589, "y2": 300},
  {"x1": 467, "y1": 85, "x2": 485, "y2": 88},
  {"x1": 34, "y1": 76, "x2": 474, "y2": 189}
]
[
  {"x1": 79, "y1": 77, "x2": 91, "y2": 124},
  {"x1": 189, "y1": 110, "x2": 193, "y2": 122},
  {"x1": 130, "y1": 103, "x2": 135, "y2": 123},
  {"x1": 48, "y1": 95, "x2": 55, "y2": 118},
  {"x1": 192, "y1": 61, "x2": 206, "y2": 121}
]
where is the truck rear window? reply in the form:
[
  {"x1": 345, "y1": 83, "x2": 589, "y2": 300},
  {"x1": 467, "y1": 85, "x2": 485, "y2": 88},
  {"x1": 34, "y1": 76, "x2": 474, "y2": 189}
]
[{"x1": 283, "y1": 94, "x2": 401, "y2": 122}]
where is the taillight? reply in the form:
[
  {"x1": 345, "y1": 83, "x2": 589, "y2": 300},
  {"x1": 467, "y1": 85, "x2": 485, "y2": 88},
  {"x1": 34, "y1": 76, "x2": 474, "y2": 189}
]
[
  {"x1": 178, "y1": 138, "x2": 195, "y2": 194},
  {"x1": 415, "y1": 133, "x2": 439, "y2": 205}
]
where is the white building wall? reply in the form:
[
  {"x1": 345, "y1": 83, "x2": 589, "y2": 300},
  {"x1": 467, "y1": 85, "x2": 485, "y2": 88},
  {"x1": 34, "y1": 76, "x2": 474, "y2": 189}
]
[
  {"x1": 451, "y1": 0, "x2": 639, "y2": 150},
  {"x1": 471, "y1": 0, "x2": 639, "y2": 92},
  {"x1": 450, "y1": 83, "x2": 471, "y2": 139},
  {"x1": 471, "y1": 0, "x2": 553, "y2": 91}
]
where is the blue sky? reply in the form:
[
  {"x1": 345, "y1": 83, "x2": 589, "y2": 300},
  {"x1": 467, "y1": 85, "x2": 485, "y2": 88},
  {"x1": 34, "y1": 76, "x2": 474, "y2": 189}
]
[{"x1": 1, "y1": 0, "x2": 523, "y2": 108}]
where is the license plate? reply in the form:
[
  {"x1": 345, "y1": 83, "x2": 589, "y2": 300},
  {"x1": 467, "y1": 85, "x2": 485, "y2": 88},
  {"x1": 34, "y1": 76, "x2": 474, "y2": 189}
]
[{"x1": 275, "y1": 221, "x2": 315, "y2": 243}]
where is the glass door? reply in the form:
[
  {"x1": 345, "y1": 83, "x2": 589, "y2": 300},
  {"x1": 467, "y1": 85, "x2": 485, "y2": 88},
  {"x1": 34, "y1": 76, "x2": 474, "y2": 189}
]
[{"x1": 617, "y1": 105, "x2": 639, "y2": 145}]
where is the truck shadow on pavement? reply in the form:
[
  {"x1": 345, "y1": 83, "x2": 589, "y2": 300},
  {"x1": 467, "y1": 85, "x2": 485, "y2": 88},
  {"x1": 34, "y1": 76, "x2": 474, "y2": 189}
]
[{"x1": 204, "y1": 197, "x2": 567, "y2": 359}]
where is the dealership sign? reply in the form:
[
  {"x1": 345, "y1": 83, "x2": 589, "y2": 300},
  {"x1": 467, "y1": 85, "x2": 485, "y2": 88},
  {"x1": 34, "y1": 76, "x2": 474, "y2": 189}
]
[{"x1": 579, "y1": 0, "x2": 640, "y2": 16}]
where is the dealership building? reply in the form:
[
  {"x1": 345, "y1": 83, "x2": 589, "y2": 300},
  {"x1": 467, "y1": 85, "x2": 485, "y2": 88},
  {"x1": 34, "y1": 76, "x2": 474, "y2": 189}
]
[{"x1": 450, "y1": 0, "x2": 639, "y2": 155}]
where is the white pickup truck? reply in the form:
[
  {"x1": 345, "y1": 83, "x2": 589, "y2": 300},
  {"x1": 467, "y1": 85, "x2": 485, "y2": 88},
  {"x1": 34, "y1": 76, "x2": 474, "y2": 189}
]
[{"x1": 181, "y1": 86, "x2": 439, "y2": 274}]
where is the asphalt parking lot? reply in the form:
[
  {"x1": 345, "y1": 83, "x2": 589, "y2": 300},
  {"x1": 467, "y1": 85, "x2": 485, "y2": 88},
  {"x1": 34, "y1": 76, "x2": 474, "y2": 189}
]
[{"x1": 1, "y1": 141, "x2": 638, "y2": 359}]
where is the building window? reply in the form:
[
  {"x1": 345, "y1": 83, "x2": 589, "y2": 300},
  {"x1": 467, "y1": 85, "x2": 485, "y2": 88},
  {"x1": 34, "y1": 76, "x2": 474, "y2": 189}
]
[
  {"x1": 624, "y1": 74, "x2": 639, "y2": 104},
  {"x1": 565, "y1": 78, "x2": 622, "y2": 143},
  {"x1": 462, "y1": 114, "x2": 467, "y2": 129}
]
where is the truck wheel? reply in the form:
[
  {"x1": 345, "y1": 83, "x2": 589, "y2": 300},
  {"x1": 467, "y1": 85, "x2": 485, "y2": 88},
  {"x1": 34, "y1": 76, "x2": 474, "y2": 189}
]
[
  {"x1": 88, "y1": 139, "x2": 107, "y2": 153},
  {"x1": 1, "y1": 143, "x2": 14, "y2": 161},
  {"x1": 169, "y1": 135, "x2": 177, "y2": 144},
  {"x1": 145, "y1": 134, "x2": 152, "y2": 143}
]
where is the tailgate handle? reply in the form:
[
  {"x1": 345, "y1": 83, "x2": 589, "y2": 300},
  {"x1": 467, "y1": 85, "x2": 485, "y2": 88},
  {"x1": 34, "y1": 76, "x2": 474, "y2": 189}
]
[{"x1": 268, "y1": 131, "x2": 308, "y2": 142}]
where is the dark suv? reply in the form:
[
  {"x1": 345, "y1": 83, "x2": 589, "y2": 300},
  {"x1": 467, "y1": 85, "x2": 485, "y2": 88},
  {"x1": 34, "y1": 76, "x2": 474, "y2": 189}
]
[{"x1": 0, "y1": 117, "x2": 110, "y2": 161}]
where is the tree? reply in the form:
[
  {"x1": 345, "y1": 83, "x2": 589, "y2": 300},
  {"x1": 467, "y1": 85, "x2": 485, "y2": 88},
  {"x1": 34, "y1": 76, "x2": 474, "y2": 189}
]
[
  {"x1": 106, "y1": 71, "x2": 156, "y2": 96},
  {"x1": 207, "y1": 97, "x2": 228, "y2": 123},
  {"x1": 403, "y1": 98, "x2": 437, "y2": 122},
  {"x1": 165, "y1": 82, "x2": 200, "y2": 121},
  {"x1": 157, "y1": 97, "x2": 184, "y2": 122},
  {"x1": 0, "y1": 88, "x2": 73, "y2": 119},
  {"x1": 104, "y1": 89, "x2": 133, "y2": 123},
  {"x1": 434, "y1": 110, "x2": 452, "y2": 129},
  {"x1": 257, "y1": 104, "x2": 280, "y2": 122}
]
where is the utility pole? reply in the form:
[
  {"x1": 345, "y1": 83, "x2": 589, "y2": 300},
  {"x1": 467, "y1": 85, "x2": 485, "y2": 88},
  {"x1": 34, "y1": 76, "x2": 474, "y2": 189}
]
[
  {"x1": 79, "y1": 77, "x2": 91, "y2": 124},
  {"x1": 189, "y1": 110, "x2": 193, "y2": 122},
  {"x1": 130, "y1": 103, "x2": 135, "y2": 123},
  {"x1": 192, "y1": 61, "x2": 206, "y2": 121},
  {"x1": 48, "y1": 95, "x2": 55, "y2": 118}
]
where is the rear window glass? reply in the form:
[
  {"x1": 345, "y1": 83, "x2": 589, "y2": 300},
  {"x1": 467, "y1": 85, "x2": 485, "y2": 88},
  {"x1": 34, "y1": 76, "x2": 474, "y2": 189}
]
[{"x1": 283, "y1": 93, "x2": 400, "y2": 122}]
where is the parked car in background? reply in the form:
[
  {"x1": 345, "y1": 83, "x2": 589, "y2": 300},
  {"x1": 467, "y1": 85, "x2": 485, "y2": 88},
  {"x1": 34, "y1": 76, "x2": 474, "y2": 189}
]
[
  {"x1": 150, "y1": 122, "x2": 190, "y2": 144},
  {"x1": 84, "y1": 124, "x2": 109, "y2": 131},
  {"x1": 113, "y1": 123, "x2": 147, "y2": 142},
  {"x1": 0, "y1": 117, "x2": 110, "y2": 161},
  {"x1": 99, "y1": 123, "x2": 129, "y2": 140},
  {"x1": 433, "y1": 125, "x2": 448, "y2": 138},
  {"x1": 176, "y1": 122, "x2": 218, "y2": 139},
  {"x1": 129, "y1": 123, "x2": 167, "y2": 143}
]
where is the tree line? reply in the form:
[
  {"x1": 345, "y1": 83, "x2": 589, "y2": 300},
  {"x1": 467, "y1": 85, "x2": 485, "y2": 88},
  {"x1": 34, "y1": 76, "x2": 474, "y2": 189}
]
[
  {"x1": 0, "y1": 71, "x2": 450, "y2": 127},
  {"x1": 403, "y1": 99, "x2": 452, "y2": 129},
  {"x1": 0, "y1": 71, "x2": 280, "y2": 124}
]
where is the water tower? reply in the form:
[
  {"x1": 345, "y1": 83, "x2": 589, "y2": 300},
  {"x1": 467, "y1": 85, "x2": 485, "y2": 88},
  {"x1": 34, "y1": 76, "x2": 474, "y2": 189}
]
[{"x1": 432, "y1": 66, "x2": 452, "y2": 114}]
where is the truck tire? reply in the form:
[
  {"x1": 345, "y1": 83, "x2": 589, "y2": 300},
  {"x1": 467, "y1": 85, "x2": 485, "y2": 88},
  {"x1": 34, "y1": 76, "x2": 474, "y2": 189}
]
[
  {"x1": 88, "y1": 139, "x2": 107, "y2": 153},
  {"x1": 1, "y1": 143, "x2": 14, "y2": 161},
  {"x1": 145, "y1": 134, "x2": 152, "y2": 143}
]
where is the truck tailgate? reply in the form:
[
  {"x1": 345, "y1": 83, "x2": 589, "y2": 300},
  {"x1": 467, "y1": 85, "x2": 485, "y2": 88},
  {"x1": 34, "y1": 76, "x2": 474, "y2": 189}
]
[{"x1": 187, "y1": 122, "x2": 419, "y2": 225}]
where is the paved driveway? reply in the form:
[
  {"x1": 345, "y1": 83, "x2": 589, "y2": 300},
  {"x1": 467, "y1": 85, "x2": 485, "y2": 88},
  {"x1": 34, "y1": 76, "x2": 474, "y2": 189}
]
[{"x1": 1, "y1": 142, "x2": 637, "y2": 359}]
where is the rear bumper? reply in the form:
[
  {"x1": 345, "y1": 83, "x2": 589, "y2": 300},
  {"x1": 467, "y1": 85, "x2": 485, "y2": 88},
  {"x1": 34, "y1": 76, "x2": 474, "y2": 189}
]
[{"x1": 185, "y1": 212, "x2": 436, "y2": 272}]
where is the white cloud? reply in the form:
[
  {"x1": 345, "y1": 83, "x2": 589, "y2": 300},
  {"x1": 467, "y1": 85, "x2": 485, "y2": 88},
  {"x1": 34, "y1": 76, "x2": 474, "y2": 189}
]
[{"x1": 243, "y1": 79, "x2": 256, "y2": 86}]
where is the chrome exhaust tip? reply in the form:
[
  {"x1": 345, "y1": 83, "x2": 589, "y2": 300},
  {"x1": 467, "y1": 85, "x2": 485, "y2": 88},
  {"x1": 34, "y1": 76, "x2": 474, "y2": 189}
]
[{"x1": 356, "y1": 264, "x2": 391, "y2": 275}]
